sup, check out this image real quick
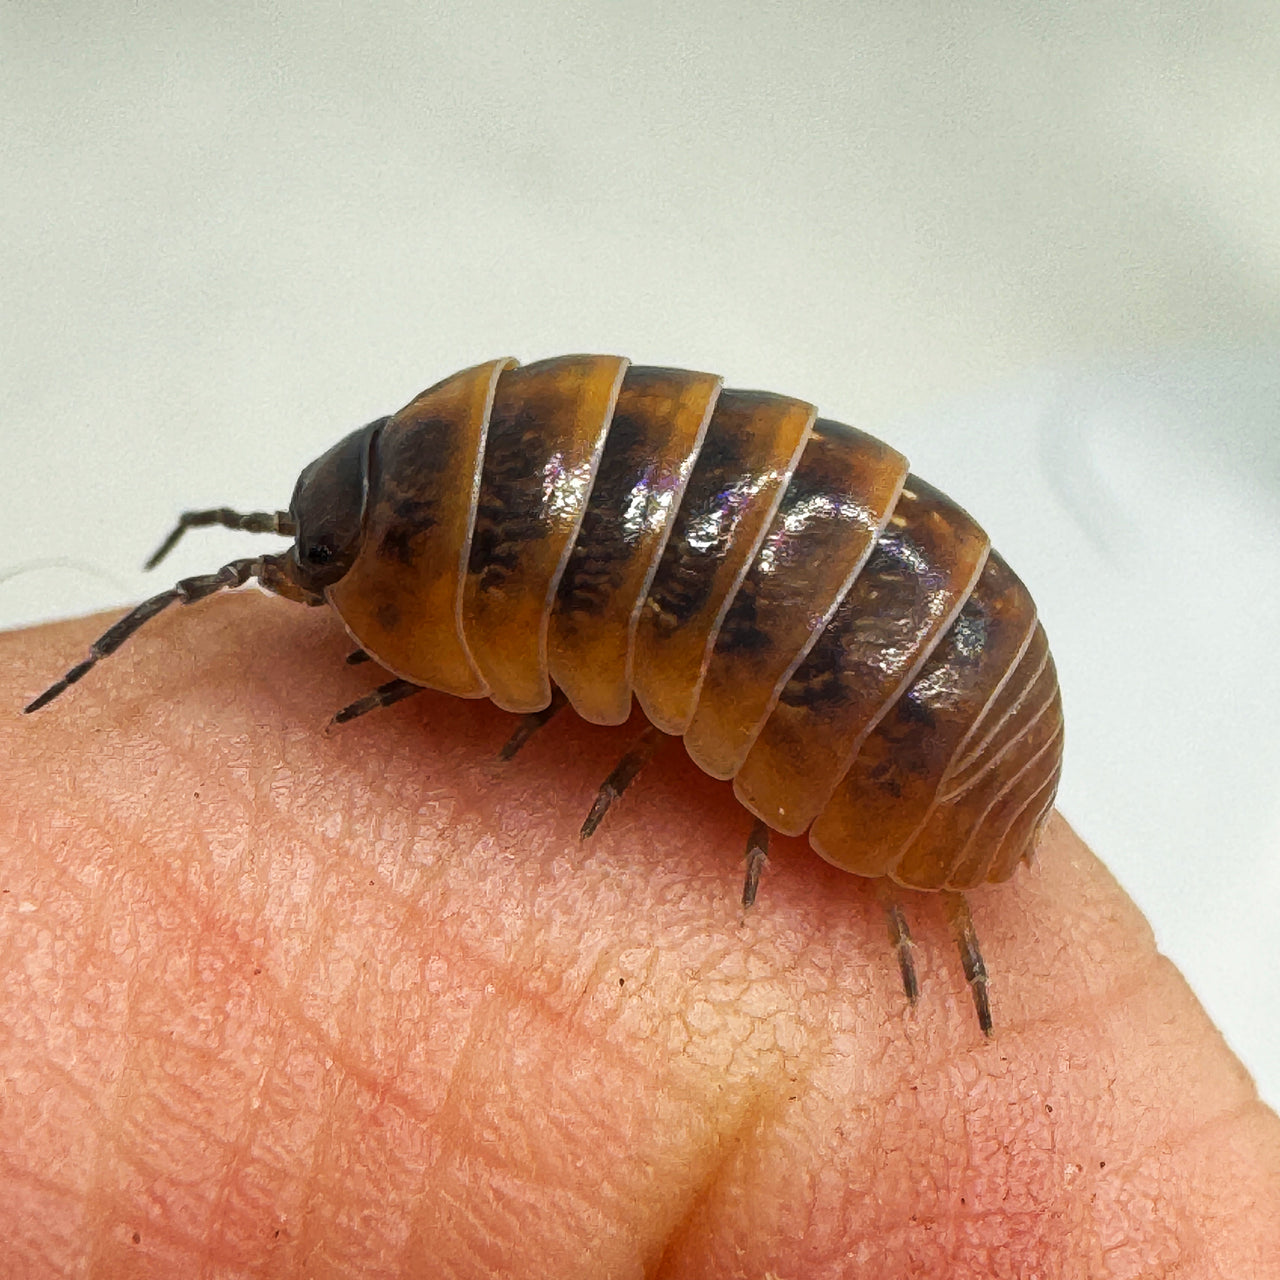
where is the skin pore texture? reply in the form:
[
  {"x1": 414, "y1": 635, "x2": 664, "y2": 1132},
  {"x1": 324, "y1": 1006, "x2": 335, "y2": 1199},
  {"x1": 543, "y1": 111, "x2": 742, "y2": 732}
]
[{"x1": 2, "y1": 593, "x2": 1278, "y2": 1279}]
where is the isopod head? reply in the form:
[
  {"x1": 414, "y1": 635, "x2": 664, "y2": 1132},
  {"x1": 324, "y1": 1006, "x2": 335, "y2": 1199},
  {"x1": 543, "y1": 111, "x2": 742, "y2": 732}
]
[{"x1": 284, "y1": 419, "x2": 384, "y2": 595}]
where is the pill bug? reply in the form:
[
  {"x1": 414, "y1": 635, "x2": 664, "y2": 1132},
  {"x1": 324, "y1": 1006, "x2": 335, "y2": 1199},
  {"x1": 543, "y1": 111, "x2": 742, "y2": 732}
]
[{"x1": 25, "y1": 355, "x2": 1064, "y2": 1035}]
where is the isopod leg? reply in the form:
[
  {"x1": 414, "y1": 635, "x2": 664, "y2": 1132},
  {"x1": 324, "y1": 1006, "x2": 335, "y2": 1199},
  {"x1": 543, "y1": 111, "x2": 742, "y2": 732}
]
[
  {"x1": 875, "y1": 880, "x2": 920, "y2": 1006},
  {"x1": 145, "y1": 508, "x2": 295, "y2": 571},
  {"x1": 580, "y1": 724, "x2": 667, "y2": 840},
  {"x1": 346, "y1": 648, "x2": 373, "y2": 666},
  {"x1": 330, "y1": 679, "x2": 425, "y2": 725},
  {"x1": 943, "y1": 891, "x2": 993, "y2": 1037},
  {"x1": 24, "y1": 556, "x2": 266, "y2": 713},
  {"x1": 498, "y1": 687, "x2": 569, "y2": 761},
  {"x1": 741, "y1": 818, "x2": 770, "y2": 909}
]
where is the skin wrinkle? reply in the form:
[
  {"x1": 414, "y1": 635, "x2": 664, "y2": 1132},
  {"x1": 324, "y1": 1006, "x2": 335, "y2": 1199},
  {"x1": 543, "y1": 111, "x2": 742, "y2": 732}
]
[
  {"x1": 203, "y1": 1032, "x2": 277, "y2": 1274},
  {"x1": 399, "y1": 931, "x2": 762, "y2": 1269},
  {"x1": 1009, "y1": 947, "x2": 1166, "y2": 1045},
  {"x1": 288, "y1": 866, "x2": 448, "y2": 1274},
  {"x1": 616, "y1": 906, "x2": 1249, "y2": 1274},
  {"x1": 651, "y1": 1090, "x2": 781, "y2": 1280},
  {"x1": 287, "y1": 800, "x2": 688, "y2": 1107},
  {"x1": 3, "y1": 597, "x2": 1280, "y2": 1276},
  {"x1": 1170, "y1": 1103, "x2": 1278, "y2": 1274},
  {"x1": 527, "y1": 819, "x2": 808, "y2": 1269},
  {"x1": 401, "y1": 976, "x2": 499, "y2": 1259},
  {"x1": 119, "y1": 895, "x2": 250, "y2": 1263},
  {"x1": 189, "y1": 810, "x2": 274, "y2": 1269},
  {"x1": 1104, "y1": 1093, "x2": 1275, "y2": 1214},
  {"x1": 45, "y1": 799, "x2": 361, "y2": 1272},
  {"x1": 0, "y1": 1158, "x2": 82, "y2": 1268},
  {"x1": 66, "y1": 815, "x2": 148, "y2": 1276},
  {"x1": 282, "y1": 798, "x2": 358, "y2": 1273},
  {"x1": 204, "y1": 870, "x2": 310, "y2": 1273}
]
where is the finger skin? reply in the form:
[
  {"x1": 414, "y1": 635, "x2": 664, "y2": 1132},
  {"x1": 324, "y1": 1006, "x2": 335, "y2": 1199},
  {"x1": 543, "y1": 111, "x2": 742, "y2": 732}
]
[{"x1": 1, "y1": 594, "x2": 1277, "y2": 1279}]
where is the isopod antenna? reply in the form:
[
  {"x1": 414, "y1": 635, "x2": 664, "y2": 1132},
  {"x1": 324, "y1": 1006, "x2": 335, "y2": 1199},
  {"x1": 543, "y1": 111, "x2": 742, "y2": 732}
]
[
  {"x1": 145, "y1": 508, "x2": 295, "y2": 571},
  {"x1": 23, "y1": 554, "x2": 292, "y2": 713}
]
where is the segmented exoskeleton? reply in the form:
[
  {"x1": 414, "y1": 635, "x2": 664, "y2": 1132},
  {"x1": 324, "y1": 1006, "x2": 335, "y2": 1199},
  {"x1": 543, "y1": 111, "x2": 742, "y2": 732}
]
[{"x1": 26, "y1": 355, "x2": 1065, "y2": 1034}]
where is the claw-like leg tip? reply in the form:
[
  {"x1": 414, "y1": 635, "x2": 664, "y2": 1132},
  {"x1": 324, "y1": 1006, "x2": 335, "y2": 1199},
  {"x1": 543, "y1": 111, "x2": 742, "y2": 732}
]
[
  {"x1": 23, "y1": 688, "x2": 58, "y2": 714},
  {"x1": 741, "y1": 849, "x2": 766, "y2": 909},
  {"x1": 975, "y1": 984, "x2": 994, "y2": 1038},
  {"x1": 576, "y1": 724, "x2": 665, "y2": 840},
  {"x1": 899, "y1": 956, "x2": 920, "y2": 1007},
  {"x1": 580, "y1": 788, "x2": 617, "y2": 841},
  {"x1": 740, "y1": 820, "x2": 770, "y2": 909}
]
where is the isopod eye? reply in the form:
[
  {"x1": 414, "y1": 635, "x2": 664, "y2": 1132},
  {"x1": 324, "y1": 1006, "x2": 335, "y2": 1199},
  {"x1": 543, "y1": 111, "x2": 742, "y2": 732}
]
[
  {"x1": 304, "y1": 543, "x2": 335, "y2": 567},
  {"x1": 287, "y1": 418, "x2": 386, "y2": 591}
]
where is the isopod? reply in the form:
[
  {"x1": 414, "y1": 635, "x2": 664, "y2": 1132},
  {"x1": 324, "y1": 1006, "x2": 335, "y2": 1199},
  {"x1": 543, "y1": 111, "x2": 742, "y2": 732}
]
[{"x1": 25, "y1": 355, "x2": 1064, "y2": 1034}]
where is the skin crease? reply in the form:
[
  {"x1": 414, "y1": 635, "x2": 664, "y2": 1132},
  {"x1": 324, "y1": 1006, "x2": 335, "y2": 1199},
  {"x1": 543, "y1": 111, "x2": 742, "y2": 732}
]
[{"x1": 1, "y1": 593, "x2": 1278, "y2": 1279}]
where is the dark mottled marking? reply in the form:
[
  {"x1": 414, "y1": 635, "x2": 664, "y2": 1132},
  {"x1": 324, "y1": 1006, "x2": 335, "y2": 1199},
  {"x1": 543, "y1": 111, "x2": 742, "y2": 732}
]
[
  {"x1": 376, "y1": 493, "x2": 439, "y2": 566},
  {"x1": 712, "y1": 458, "x2": 835, "y2": 659},
  {"x1": 369, "y1": 412, "x2": 459, "y2": 565},
  {"x1": 870, "y1": 768, "x2": 904, "y2": 798},
  {"x1": 857, "y1": 590, "x2": 992, "y2": 790},
  {"x1": 835, "y1": 551, "x2": 1032, "y2": 818},
  {"x1": 895, "y1": 689, "x2": 937, "y2": 729},
  {"x1": 556, "y1": 412, "x2": 652, "y2": 619},
  {"x1": 946, "y1": 608, "x2": 989, "y2": 663},
  {"x1": 712, "y1": 577, "x2": 771, "y2": 655},
  {"x1": 644, "y1": 427, "x2": 750, "y2": 633},
  {"x1": 468, "y1": 405, "x2": 550, "y2": 594},
  {"x1": 778, "y1": 532, "x2": 926, "y2": 712}
]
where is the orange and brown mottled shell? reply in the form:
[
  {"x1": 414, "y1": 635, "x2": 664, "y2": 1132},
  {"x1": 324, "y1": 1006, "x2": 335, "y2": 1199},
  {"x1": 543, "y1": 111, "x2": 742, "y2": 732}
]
[{"x1": 325, "y1": 355, "x2": 1063, "y2": 891}]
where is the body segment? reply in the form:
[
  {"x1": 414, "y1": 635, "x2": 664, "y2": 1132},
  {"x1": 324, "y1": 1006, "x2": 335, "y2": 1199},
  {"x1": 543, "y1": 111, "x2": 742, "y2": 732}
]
[
  {"x1": 461, "y1": 355, "x2": 629, "y2": 713},
  {"x1": 325, "y1": 357, "x2": 511, "y2": 697},
  {"x1": 547, "y1": 366, "x2": 723, "y2": 725}
]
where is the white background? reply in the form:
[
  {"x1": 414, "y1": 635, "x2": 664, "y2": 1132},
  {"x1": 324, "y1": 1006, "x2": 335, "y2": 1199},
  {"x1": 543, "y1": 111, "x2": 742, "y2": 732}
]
[{"x1": 3, "y1": 3, "x2": 1278, "y2": 1105}]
